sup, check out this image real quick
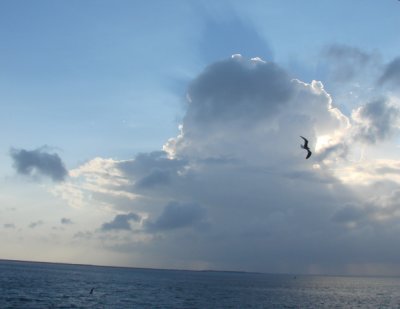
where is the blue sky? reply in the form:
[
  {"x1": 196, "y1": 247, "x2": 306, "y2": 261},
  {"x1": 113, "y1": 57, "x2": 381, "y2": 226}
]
[{"x1": 2, "y1": 0, "x2": 400, "y2": 275}]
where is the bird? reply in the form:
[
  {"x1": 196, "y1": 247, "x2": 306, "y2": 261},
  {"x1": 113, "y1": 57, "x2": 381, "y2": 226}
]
[{"x1": 300, "y1": 136, "x2": 312, "y2": 159}]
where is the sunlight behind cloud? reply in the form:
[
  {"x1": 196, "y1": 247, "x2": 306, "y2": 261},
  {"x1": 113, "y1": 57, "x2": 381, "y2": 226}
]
[
  {"x1": 3, "y1": 0, "x2": 400, "y2": 278},
  {"x1": 50, "y1": 55, "x2": 389, "y2": 273}
]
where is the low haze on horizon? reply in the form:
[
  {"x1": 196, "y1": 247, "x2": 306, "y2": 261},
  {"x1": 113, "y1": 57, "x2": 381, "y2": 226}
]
[{"x1": 2, "y1": 0, "x2": 400, "y2": 276}]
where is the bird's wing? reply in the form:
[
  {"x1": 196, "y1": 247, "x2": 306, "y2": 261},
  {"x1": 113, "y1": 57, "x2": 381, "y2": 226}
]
[
  {"x1": 306, "y1": 150, "x2": 312, "y2": 159},
  {"x1": 300, "y1": 136, "x2": 309, "y2": 147}
]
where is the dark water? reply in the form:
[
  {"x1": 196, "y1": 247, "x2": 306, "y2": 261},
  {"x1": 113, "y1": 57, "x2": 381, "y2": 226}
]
[{"x1": 1, "y1": 260, "x2": 400, "y2": 308}]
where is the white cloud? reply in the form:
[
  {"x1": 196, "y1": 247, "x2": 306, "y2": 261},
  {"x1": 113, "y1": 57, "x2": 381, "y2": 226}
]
[{"x1": 53, "y1": 157, "x2": 137, "y2": 209}]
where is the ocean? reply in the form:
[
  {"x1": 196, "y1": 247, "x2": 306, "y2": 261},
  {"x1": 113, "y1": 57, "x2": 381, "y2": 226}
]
[{"x1": 1, "y1": 260, "x2": 400, "y2": 308}]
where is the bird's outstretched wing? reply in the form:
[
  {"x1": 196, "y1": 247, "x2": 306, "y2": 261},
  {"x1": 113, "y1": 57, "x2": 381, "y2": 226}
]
[
  {"x1": 305, "y1": 149, "x2": 312, "y2": 159},
  {"x1": 300, "y1": 136, "x2": 309, "y2": 148}
]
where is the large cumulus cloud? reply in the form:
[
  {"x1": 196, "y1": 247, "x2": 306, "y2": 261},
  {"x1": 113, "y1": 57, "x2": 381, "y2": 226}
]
[
  {"x1": 165, "y1": 55, "x2": 348, "y2": 165},
  {"x1": 55, "y1": 55, "x2": 400, "y2": 274}
]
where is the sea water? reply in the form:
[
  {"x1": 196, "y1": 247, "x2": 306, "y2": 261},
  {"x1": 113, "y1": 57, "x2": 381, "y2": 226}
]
[{"x1": 1, "y1": 260, "x2": 400, "y2": 308}]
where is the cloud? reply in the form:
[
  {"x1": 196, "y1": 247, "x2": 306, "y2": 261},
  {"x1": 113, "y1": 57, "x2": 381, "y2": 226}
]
[
  {"x1": 118, "y1": 151, "x2": 187, "y2": 191},
  {"x1": 332, "y1": 203, "x2": 367, "y2": 224},
  {"x1": 164, "y1": 56, "x2": 349, "y2": 165},
  {"x1": 61, "y1": 218, "x2": 73, "y2": 225},
  {"x1": 10, "y1": 147, "x2": 68, "y2": 182},
  {"x1": 73, "y1": 231, "x2": 93, "y2": 239},
  {"x1": 59, "y1": 56, "x2": 352, "y2": 272},
  {"x1": 29, "y1": 220, "x2": 44, "y2": 229},
  {"x1": 352, "y1": 98, "x2": 400, "y2": 144},
  {"x1": 4, "y1": 223, "x2": 15, "y2": 229},
  {"x1": 135, "y1": 169, "x2": 171, "y2": 188},
  {"x1": 57, "y1": 55, "x2": 400, "y2": 274},
  {"x1": 378, "y1": 57, "x2": 400, "y2": 86},
  {"x1": 101, "y1": 213, "x2": 141, "y2": 231},
  {"x1": 145, "y1": 201, "x2": 206, "y2": 232},
  {"x1": 322, "y1": 44, "x2": 378, "y2": 82},
  {"x1": 318, "y1": 44, "x2": 385, "y2": 116},
  {"x1": 185, "y1": 55, "x2": 294, "y2": 126},
  {"x1": 332, "y1": 188, "x2": 400, "y2": 229},
  {"x1": 315, "y1": 141, "x2": 349, "y2": 162}
]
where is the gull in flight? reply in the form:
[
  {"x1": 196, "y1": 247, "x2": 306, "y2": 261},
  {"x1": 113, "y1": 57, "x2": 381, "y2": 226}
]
[{"x1": 300, "y1": 136, "x2": 312, "y2": 159}]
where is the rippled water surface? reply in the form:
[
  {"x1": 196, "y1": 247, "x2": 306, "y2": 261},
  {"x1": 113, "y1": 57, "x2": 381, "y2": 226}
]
[{"x1": 1, "y1": 260, "x2": 400, "y2": 308}]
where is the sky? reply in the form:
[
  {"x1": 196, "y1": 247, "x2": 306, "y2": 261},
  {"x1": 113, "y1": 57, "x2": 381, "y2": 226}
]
[{"x1": 1, "y1": 0, "x2": 400, "y2": 276}]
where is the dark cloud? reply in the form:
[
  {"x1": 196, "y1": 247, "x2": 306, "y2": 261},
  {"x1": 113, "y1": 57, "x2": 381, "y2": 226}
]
[
  {"x1": 4, "y1": 223, "x2": 15, "y2": 229},
  {"x1": 185, "y1": 56, "x2": 294, "y2": 126},
  {"x1": 353, "y1": 98, "x2": 400, "y2": 144},
  {"x1": 332, "y1": 204, "x2": 366, "y2": 223},
  {"x1": 61, "y1": 218, "x2": 73, "y2": 225},
  {"x1": 118, "y1": 151, "x2": 185, "y2": 179},
  {"x1": 116, "y1": 151, "x2": 187, "y2": 195},
  {"x1": 29, "y1": 220, "x2": 43, "y2": 228},
  {"x1": 332, "y1": 190, "x2": 400, "y2": 229},
  {"x1": 10, "y1": 147, "x2": 68, "y2": 182},
  {"x1": 145, "y1": 201, "x2": 206, "y2": 232},
  {"x1": 378, "y1": 57, "x2": 400, "y2": 86},
  {"x1": 135, "y1": 169, "x2": 172, "y2": 189},
  {"x1": 101, "y1": 213, "x2": 141, "y2": 231}
]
